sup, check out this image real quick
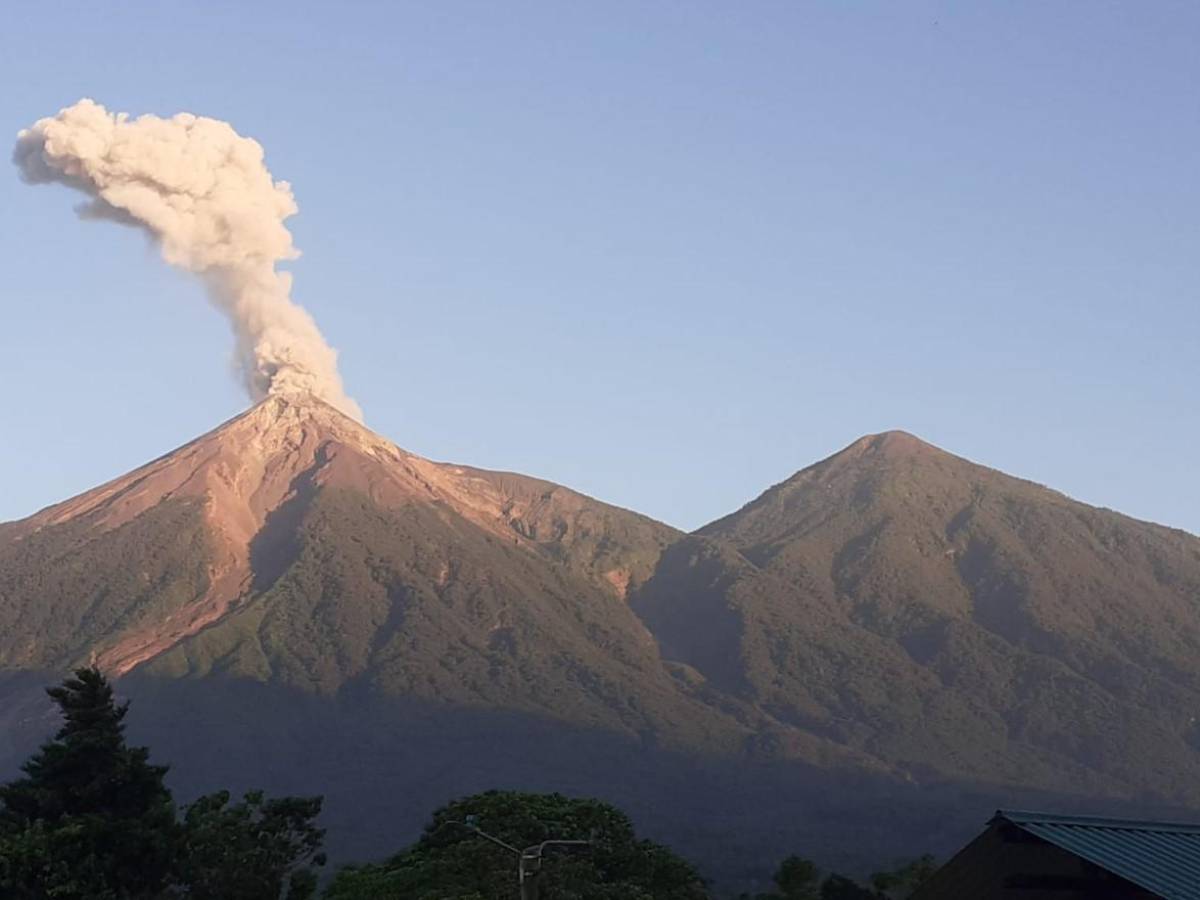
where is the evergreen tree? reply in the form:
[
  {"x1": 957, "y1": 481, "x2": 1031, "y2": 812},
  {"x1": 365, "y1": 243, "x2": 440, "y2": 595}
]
[
  {"x1": 0, "y1": 668, "x2": 327, "y2": 899},
  {"x1": 0, "y1": 667, "x2": 178, "y2": 899}
]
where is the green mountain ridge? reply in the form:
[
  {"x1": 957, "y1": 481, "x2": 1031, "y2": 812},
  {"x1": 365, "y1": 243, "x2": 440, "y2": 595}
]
[{"x1": 652, "y1": 429, "x2": 1200, "y2": 799}]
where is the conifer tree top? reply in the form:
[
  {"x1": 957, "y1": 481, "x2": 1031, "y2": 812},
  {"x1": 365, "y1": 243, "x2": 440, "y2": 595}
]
[{"x1": 47, "y1": 666, "x2": 127, "y2": 741}]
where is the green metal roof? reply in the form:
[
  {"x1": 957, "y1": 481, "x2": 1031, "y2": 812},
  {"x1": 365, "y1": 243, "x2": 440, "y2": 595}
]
[{"x1": 996, "y1": 809, "x2": 1200, "y2": 900}]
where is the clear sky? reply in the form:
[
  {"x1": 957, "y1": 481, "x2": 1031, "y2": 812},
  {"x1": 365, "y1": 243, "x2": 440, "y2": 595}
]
[{"x1": 1, "y1": 2, "x2": 1196, "y2": 534}]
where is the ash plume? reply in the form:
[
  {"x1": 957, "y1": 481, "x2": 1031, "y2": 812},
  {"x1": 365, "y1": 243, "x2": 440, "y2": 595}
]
[{"x1": 13, "y1": 99, "x2": 362, "y2": 420}]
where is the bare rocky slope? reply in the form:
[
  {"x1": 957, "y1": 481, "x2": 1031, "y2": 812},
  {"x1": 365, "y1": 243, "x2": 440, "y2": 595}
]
[{"x1": 2, "y1": 405, "x2": 1199, "y2": 889}]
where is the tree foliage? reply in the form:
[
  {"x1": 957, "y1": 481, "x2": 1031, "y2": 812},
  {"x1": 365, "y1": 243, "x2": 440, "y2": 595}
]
[
  {"x1": 819, "y1": 874, "x2": 879, "y2": 899},
  {"x1": 0, "y1": 668, "x2": 935, "y2": 900},
  {"x1": 742, "y1": 854, "x2": 884, "y2": 900},
  {"x1": 743, "y1": 852, "x2": 939, "y2": 900},
  {"x1": 773, "y1": 855, "x2": 820, "y2": 898},
  {"x1": 324, "y1": 790, "x2": 709, "y2": 900},
  {"x1": 0, "y1": 667, "x2": 324, "y2": 900},
  {"x1": 0, "y1": 667, "x2": 178, "y2": 899},
  {"x1": 177, "y1": 790, "x2": 326, "y2": 899},
  {"x1": 869, "y1": 855, "x2": 938, "y2": 898}
]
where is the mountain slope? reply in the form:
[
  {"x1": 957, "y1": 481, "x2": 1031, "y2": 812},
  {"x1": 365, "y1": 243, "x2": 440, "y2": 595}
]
[
  {"x1": 0, "y1": 396, "x2": 733, "y2": 739},
  {"x1": 0, "y1": 397, "x2": 674, "y2": 666},
  {"x1": 3, "y1": 397, "x2": 896, "y2": 771},
  {"x1": 634, "y1": 431, "x2": 1200, "y2": 802},
  {"x1": 5, "y1": 417, "x2": 1200, "y2": 888}
]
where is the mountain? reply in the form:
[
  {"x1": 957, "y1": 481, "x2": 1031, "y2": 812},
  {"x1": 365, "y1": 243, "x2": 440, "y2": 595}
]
[
  {"x1": 3, "y1": 411, "x2": 1200, "y2": 889},
  {"x1": 0, "y1": 395, "x2": 735, "y2": 741},
  {"x1": 636, "y1": 431, "x2": 1200, "y2": 801}
]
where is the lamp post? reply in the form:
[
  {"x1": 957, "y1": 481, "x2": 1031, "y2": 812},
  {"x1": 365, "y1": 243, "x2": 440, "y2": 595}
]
[{"x1": 457, "y1": 815, "x2": 591, "y2": 900}]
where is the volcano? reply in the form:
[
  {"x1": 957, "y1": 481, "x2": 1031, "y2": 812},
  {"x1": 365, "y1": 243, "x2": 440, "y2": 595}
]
[
  {"x1": 1, "y1": 395, "x2": 680, "y2": 690},
  {"x1": 3, "y1": 403, "x2": 1200, "y2": 887},
  {"x1": 0, "y1": 396, "x2": 785, "y2": 751}
]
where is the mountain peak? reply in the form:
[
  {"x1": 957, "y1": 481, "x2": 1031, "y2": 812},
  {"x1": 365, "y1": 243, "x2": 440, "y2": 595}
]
[
  {"x1": 241, "y1": 391, "x2": 366, "y2": 431},
  {"x1": 698, "y1": 431, "x2": 990, "y2": 544},
  {"x1": 843, "y1": 430, "x2": 942, "y2": 460},
  {"x1": 256, "y1": 390, "x2": 351, "y2": 417},
  {"x1": 224, "y1": 393, "x2": 399, "y2": 462}
]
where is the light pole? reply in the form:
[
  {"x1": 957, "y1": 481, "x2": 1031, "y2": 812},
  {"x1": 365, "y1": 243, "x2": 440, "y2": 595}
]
[{"x1": 456, "y1": 815, "x2": 591, "y2": 900}]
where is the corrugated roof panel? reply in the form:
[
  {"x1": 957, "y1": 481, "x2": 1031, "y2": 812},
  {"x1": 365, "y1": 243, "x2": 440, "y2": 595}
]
[{"x1": 997, "y1": 810, "x2": 1200, "y2": 900}]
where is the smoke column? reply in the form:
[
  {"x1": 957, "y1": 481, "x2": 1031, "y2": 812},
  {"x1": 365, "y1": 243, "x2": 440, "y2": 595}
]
[{"x1": 13, "y1": 99, "x2": 362, "y2": 420}]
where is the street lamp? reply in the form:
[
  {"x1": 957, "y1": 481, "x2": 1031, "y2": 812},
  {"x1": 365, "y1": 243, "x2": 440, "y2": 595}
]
[{"x1": 456, "y1": 814, "x2": 591, "y2": 900}]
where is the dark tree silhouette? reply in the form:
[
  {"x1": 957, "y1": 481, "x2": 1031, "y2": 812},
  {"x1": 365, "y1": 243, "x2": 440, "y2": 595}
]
[
  {"x1": 0, "y1": 667, "x2": 326, "y2": 900},
  {"x1": 820, "y1": 873, "x2": 879, "y2": 899},
  {"x1": 773, "y1": 855, "x2": 821, "y2": 899},
  {"x1": 324, "y1": 789, "x2": 709, "y2": 899},
  {"x1": 870, "y1": 855, "x2": 938, "y2": 898},
  {"x1": 0, "y1": 667, "x2": 178, "y2": 899}
]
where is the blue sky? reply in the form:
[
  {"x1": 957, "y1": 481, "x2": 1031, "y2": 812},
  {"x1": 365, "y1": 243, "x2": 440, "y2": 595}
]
[{"x1": 1, "y1": 2, "x2": 1196, "y2": 533}]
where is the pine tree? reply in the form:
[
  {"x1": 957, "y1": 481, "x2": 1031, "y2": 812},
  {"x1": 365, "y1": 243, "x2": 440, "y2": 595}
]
[{"x1": 0, "y1": 667, "x2": 178, "y2": 899}]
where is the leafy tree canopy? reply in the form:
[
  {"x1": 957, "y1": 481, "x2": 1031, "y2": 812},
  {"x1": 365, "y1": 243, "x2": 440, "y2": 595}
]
[
  {"x1": 774, "y1": 855, "x2": 820, "y2": 899},
  {"x1": 324, "y1": 789, "x2": 709, "y2": 900},
  {"x1": 741, "y1": 854, "x2": 883, "y2": 900},
  {"x1": 819, "y1": 873, "x2": 879, "y2": 899},
  {"x1": 870, "y1": 855, "x2": 938, "y2": 898},
  {"x1": 178, "y1": 789, "x2": 326, "y2": 900}
]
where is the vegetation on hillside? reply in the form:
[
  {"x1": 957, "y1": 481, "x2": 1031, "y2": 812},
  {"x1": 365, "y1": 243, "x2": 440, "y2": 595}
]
[
  {"x1": 0, "y1": 501, "x2": 212, "y2": 668},
  {"x1": 640, "y1": 432, "x2": 1200, "y2": 801},
  {"x1": 143, "y1": 487, "x2": 750, "y2": 754}
]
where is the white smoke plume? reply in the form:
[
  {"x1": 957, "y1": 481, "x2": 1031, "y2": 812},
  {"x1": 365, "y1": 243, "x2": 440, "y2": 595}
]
[{"x1": 13, "y1": 99, "x2": 362, "y2": 420}]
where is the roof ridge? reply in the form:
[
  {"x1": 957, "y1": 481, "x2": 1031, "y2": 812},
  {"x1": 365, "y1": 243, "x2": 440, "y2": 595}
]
[{"x1": 996, "y1": 808, "x2": 1200, "y2": 833}]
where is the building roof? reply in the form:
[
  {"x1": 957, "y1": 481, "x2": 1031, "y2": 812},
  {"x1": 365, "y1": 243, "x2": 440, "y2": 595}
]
[{"x1": 995, "y1": 810, "x2": 1200, "y2": 900}]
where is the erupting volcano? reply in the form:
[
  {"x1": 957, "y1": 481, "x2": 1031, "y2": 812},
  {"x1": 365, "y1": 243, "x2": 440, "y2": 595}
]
[
  {"x1": 8, "y1": 98, "x2": 1200, "y2": 892},
  {"x1": 4, "y1": 399, "x2": 1200, "y2": 881}
]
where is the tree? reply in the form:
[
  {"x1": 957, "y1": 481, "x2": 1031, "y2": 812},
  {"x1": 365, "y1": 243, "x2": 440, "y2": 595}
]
[
  {"x1": 870, "y1": 855, "x2": 937, "y2": 899},
  {"x1": 177, "y1": 789, "x2": 326, "y2": 899},
  {"x1": 0, "y1": 667, "x2": 327, "y2": 900},
  {"x1": 0, "y1": 667, "x2": 178, "y2": 899},
  {"x1": 773, "y1": 855, "x2": 821, "y2": 899},
  {"x1": 324, "y1": 790, "x2": 710, "y2": 899},
  {"x1": 819, "y1": 873, "x2": 879, "y2": 899},
  {"x1": 743, "y1": 856, "x2": 880, "y2": 900}
]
